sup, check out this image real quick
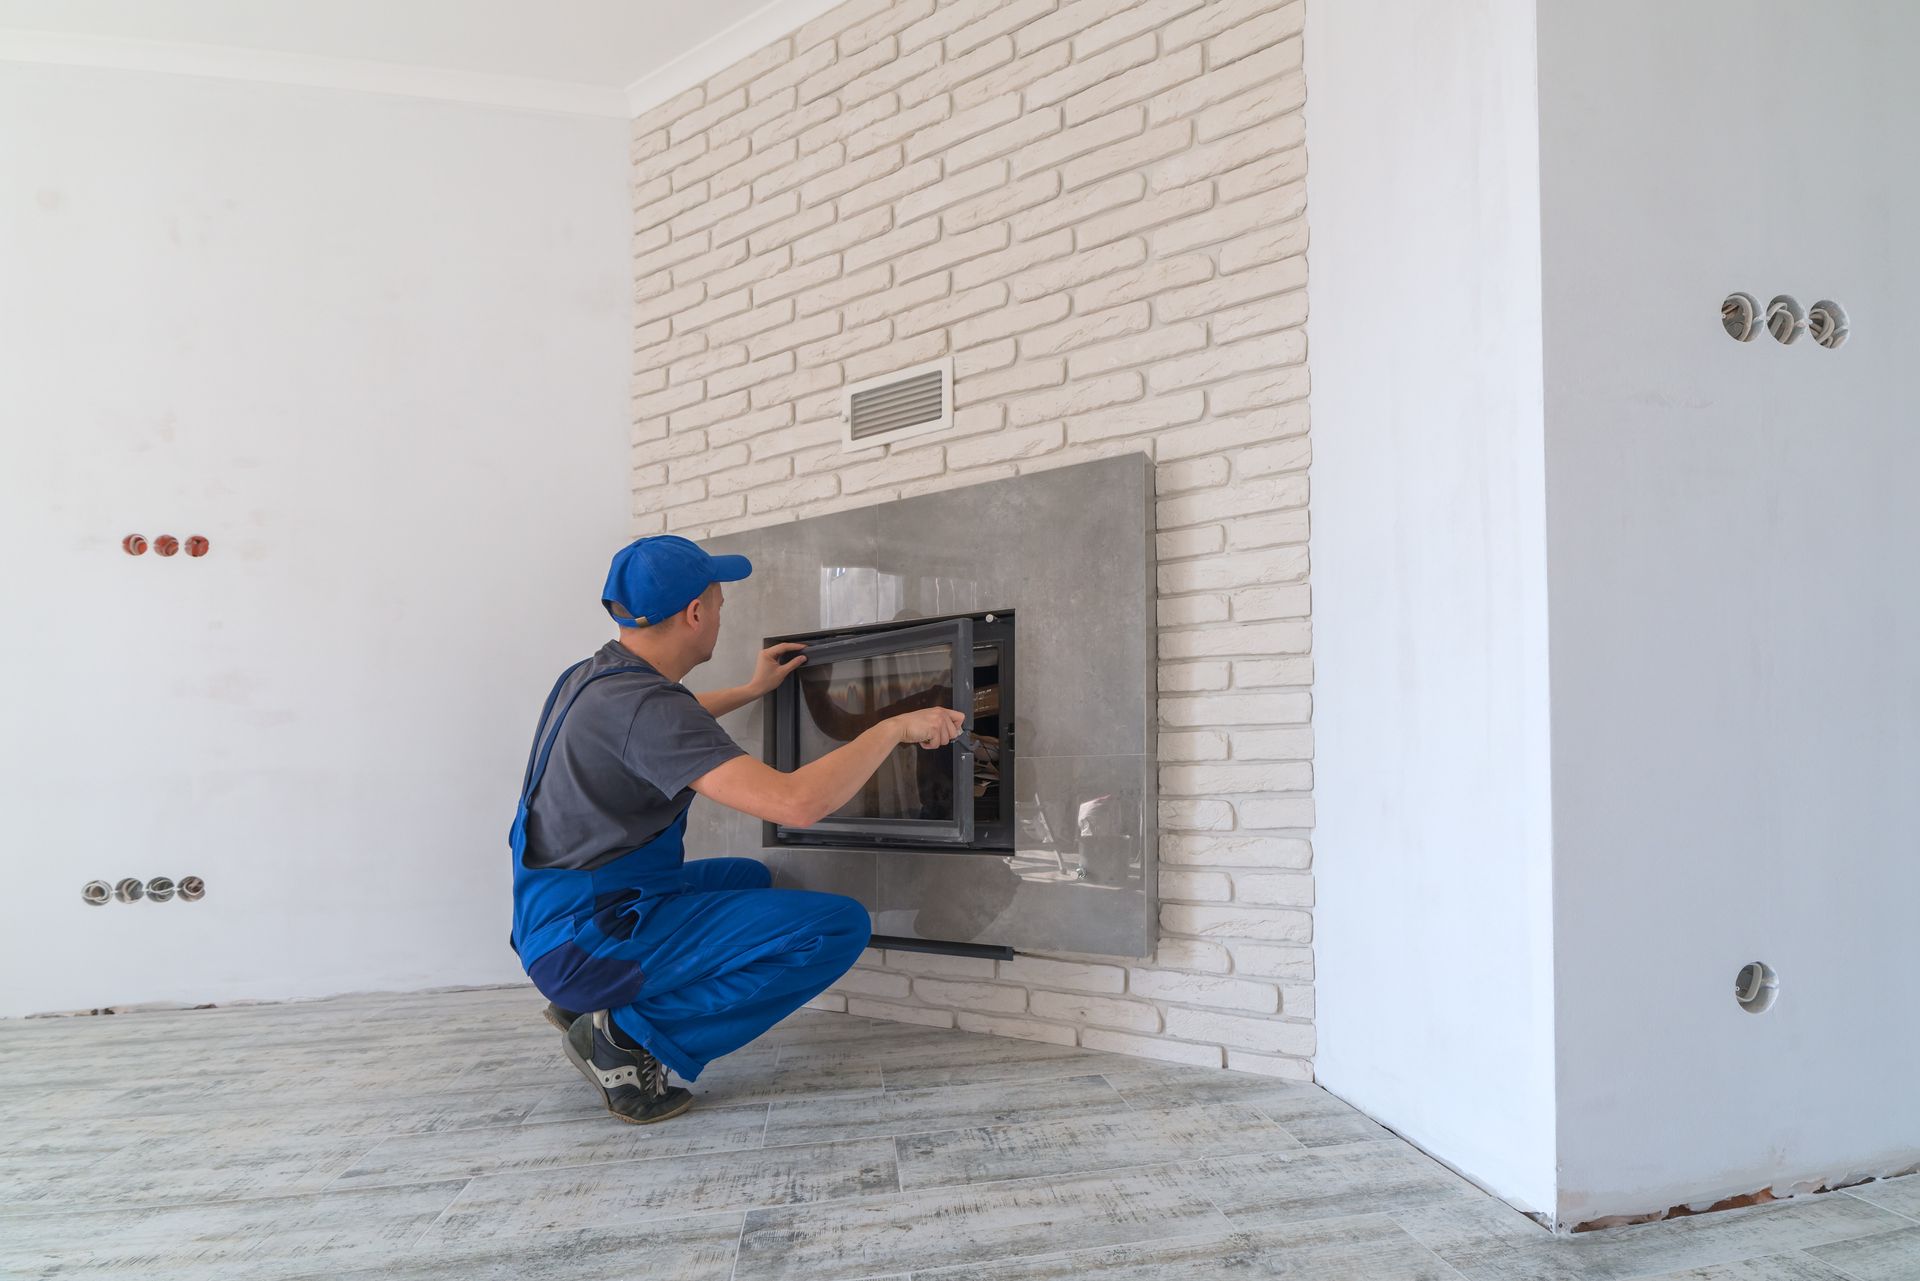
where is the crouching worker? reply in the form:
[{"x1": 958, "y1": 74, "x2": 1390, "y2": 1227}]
[{"x1": 507, "y1": 535, "x2": 964, "y2": 1125}]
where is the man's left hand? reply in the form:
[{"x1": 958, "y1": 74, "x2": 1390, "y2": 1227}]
[{"x1": 747, "y1": 642, "x2": 807, "y2": 695}]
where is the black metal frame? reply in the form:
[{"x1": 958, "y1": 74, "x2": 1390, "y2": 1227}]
[{"x1": 764, "y1": 611, "x2": 1016, "y2": 853}]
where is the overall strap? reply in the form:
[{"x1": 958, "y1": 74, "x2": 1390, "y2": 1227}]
[
  {"x1": 521, "y1": 664, "x2": 651, "y2": 805},
  {"x1": 519, "y1": 659, "x2": 590, "y2": 800}
]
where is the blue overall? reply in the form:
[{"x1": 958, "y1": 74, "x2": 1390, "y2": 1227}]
[{"x1": 509, "y1": 660, "x2": 870, "y2": 1082}]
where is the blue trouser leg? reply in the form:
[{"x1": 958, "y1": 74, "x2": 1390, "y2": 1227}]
[{"x1": 598, "y1": 860, "x2": 870, "y2": 1082}]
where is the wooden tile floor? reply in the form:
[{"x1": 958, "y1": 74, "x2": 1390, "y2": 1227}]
[{"x1": 2, "y1": 985, "x2": 1915, "y2": 1279}]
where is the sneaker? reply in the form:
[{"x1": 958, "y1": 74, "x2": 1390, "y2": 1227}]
[
  {"x1": 562, "y1": 1011, "x2": 693, "y2": 1125},
  {"x1": 542, "y1": 1002, "x2": 581, "y2": 1033}
]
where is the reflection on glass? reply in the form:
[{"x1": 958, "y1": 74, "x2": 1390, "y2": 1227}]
[{"x1": 797, "y1": 644, "x2": 957, "y2": 821}]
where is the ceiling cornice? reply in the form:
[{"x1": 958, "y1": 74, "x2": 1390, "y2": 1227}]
[{"x1": 622, "y1": 0, "x2": 844, "y2": 117}]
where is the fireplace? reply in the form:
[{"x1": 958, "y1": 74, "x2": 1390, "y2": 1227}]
[{"x1": 765, "y1": 612, "x2": 1015, "y2": 852}]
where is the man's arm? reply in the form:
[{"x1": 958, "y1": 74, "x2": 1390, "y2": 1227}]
[
  {"x1": 696, "y1": 642, "x2": 806, "y2": 719},
  {"x1": 690, "y1": 707, "x2": 965, "y2": 827}
]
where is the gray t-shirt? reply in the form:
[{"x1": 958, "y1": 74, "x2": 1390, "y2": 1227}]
[{"x1": 521, "y1": 641, "x2": 746, "y2": 871}]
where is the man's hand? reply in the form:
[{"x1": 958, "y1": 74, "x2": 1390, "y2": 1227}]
[
  {"x1": 747, "y1": 642, "x2": 807, "y2": 697},
  {"x1": 891, "y1": 707, "x2": 966, "y2": 749}
]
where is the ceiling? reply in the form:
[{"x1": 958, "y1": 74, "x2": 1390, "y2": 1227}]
[{"x1": 0, "y1": 0, "x2": 803, "y2": 111}]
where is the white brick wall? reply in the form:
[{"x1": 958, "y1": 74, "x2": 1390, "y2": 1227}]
[{"x1": 631, "y1": 0, "x2": 1313, "y2": 1079}]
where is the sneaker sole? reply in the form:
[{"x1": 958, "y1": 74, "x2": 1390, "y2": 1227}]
[
  {"x1": 560, "y1": 1021, "x2": 694, "y2": 1126},
  {"x1": 542, "y1": 1005, "x2": 575, "y2": 1034}
]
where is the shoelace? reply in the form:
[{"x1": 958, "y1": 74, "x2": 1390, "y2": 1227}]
[{"x1": 641, "y1": 1053, "x2": 668, "y2": 1098}]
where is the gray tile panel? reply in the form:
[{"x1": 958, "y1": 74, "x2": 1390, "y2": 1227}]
[
  {"x1": 1804, "y1": 1222, "x2": 1920, "y2": 1281},
  {"x1": 761, "y1": 1072, "x2": 1127, "y2": 1146}
]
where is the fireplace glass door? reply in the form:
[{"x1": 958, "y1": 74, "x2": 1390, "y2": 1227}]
[{"x1": 767, "y1": 614, "x2": 1014, "y2": 851}]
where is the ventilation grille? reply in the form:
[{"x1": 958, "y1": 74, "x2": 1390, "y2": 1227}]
[{"x1": 842, "y1": 357, "x2": 952, "y2": 451}]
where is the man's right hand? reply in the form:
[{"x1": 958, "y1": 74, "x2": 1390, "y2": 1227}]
[{"x1": 892, "y1": 707, "x2": 966, "y2": 749}]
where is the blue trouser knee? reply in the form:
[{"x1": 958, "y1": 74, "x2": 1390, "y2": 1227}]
[{"x1": 572, "y1": 857, "x2": 868, "y2": 1082}]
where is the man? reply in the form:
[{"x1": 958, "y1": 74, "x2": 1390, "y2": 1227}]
[{"x1": 508, "y1": 534, "x2": 965, "y2": 1124}]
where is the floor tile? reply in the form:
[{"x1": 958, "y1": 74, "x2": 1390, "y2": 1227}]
[
  {"x1": 1842, "y1": 1172, "x2": 1920, "y2": 1220},
  {"x1": 1630, "y1": 1252, "x2": 1858, "y2": 1279},
  {"x1": 332, "y1": 1103, "x2": 769, "y2": 1186},
  {"x1": 896, "y1": 1102, "x2": 1300, "y2": 1190},
  {"x1": 1198, "y1": 1138, "x2": 1481, "y2": 1228},
  {"x1": 733, "y1": 1163, "x2": 1232, "y2": 1281},
  {"x1": 909, "y1": 1214, "x2": 1460, "y2": 1280},
  {"x1": 1803, "y1": 1222, "x2": 1920, "y2": 1281},
  {"x1": 763, "y1": 1072, "x2": 1128, "y2": 1146},
  {"x1": 422, "y1": 1137, "x2": 897, "y2": 1242},
  {"x1": 281, "y1": 1213, "x2": 749, "y2": 1281}
]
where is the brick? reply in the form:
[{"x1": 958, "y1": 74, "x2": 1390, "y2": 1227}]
[
  {"x1": 705, "y1": 298, "x2": 795, "y2": 348},
  {"x1": 1210, "y1": 365, "x2": 1309, "y2": 415},
  {"x1": 709, "y1": 189, "x2": 799, "y2": 248},
  {"x1": 664, "y1": 493, "x2": 743, "y2": 526},
  {"x1": 752, "y1": 39, "x2": 836, "y2": 103},
  {"x1": 1073, "y1": 179, "x2": 1217, "y2": 254},
  {"x1": 941, "y1": 170, "x2": 1061, "y2": 236},
  {"x1": 706, "y1": 455, "x2": 793, "y2": 498},
  {"x1": 1162, "y1": 692, "x2": 1310, "y2": 727},
  {"x1": 1148, "y1": 39, "x2": 1299, "y2": 124},
  {"x1": 1157, "y1": 474, "x2": 1306, "y2": 525},
  {"x1": 748, "y1": 473, "x2": 839, "y2": 513},
  {"x1": 640, "y1": 332, "x2": 713, "y2": 378},
  {"x1": 844, "y1": 216, "x2": 941, "y2": 272},
  {"x1": 667, "y1": 185, "x2": 748, "y2": 239},
  {"x1": 1012, "y1": 105, "x2": 1143, "y2": 179},
  {"x1": 947, "y1": 422, "x2": 1063, "y2": 470},
  {"x1": 1159, "y1": 728, "x2": 1229, "y2": 760},
  {"x1": 799, "y1": 92, "x2": 899, "y2": 155},
  {"x1": 1075, "y1": 254, "x2": 1213, "y2": 312},
  {"x1": 1164, "y1": 1007, "x2": 1313, "y2": 1057},
  {"x1": 1160, "y1": 621, "x2": 1309, "y2": 660},
  {"x1": 1231, "y1": 943, "x2": 1314, "y2": 981},
  {"x1": 1217, "y1": 142, "x2": 1307, "y2": 203},
  {"x1": 846, "y1": 997, "x2": 954, "y2": 1029},
  {"x1": 896, "y1": 160, "x2": 1012, "y2": 227},
  {"x1": 1019, "y1": 303, "x2": 1145, "y2": 362},
  {"x1": 906, "y1": 94, "x2": 1021, "y2": 161},
  {"x1": 1224, "y1": 511, "x2": 1310, "y2": 553},
  {"x1": 1158, "y1": 456, "x2": 1227, "y2": 493},
  {"x1": 1158, "y1": 662, "x2": 1228, "y2": 693},
  {"x1": 1234, "y1": 873, "x2": 1314, "y2": 908},
  {"x1": 749, "y1": 141, "x2": 836, "y2": 200},
  {"x1": 845, "y1": 329, "x2": 947, "y2": 382},
  {"x1": 709, "y1": 89, "x2": 800, "y2": 151},
  {"x1": 1158, "y1": 593, "x2": 1228, "y2": 627},
  {"x1": 1226, "y1": 1048, "x2": 1313, "y2": 1080},
  {"x1": 750, "y1": 367, "x2": 841, "y2": 416},
  {"x1": 1162, "y1": 904, "x2": 1310, "y2": 944},
  {"x1": 1161, "y1": 762, "x2": 1312, "y2": 795},
  {"x1": 1062, "y1": 44, "x2": 1203, "y2": 127},
  {"x1": 954, "y1": 41, "x2": 1072, "y2": 112},
  {"x1": 845, "y1": 40, "x2": 942, "y2": 106},
  {"x1": 633, "y1": 85, "x2": 704, "y2": 137},
  {"x1": 902, "y1": 35, "x2": 1015, "y2": 107},
  {"x1": 633, "y1": 379, "x2": 707, "y2": 420},
  {"x1": 840, "y1": 445, "x2": 946, "y2": 493},
  {"x1": 883, "y1": 949, "x2": 998, "y2": 979},
  {"x1": 954, "y1": 339, "x2": 1016, "y2": 379},
  {"x1": 946, "y1": 0, "x2": 1056, "y2": 56},
  {"x1": 791, "y1": 206, "x2": 892, "y2": 264},
  {"x1": 1154, "y1": 940, "x2": 1232, "y2": 975},
  {"x1": 1009, "y1": 172, "x2": 1141, "y2": 240},
  {"x1": 793, "y1": 0, "x2": 891, "y2": 53},
  {"x1": 1212, "y1": 291, "x2": 1310, "y2": 344},
  {"x1": 897, "y1": 461, "x2": 1017, "y2": 499},
  {"x1": 803, "y1": 992, "x2": 847, "y2": 1013},
  {"x1": 1078, "y1": 1028, "x2": 1222, "y2": 1067},
  {"x1": 1155, "y1": 868, "x2": 1233, "y2": 901},
  {"x1": 954, "y1": 359, "x2": 1065, "y2": 406},
  {"x1": 756, "y1": 96, "x2": 840, "y2": 149},
  {"x1": 1028, "y1": 990, "x2": 1159, "y2": 1032},
  {"x1": 831, "y1": 966, "x2": 912, "y2": 999},
  {"x1": 748, "y1": 203, "x2": 837, "y2": 257},
  {"x1": 1158, "y1": 547, "x2": 1307, "y2": 593},
  {"x1": 1069, "y1": 324, "x2": 1206, "y2": 380},
  {"x1": 1007, "y1": 371, "x2": 1142, "y2": 427},
  {"x1": 1219, "y1": 215, "x2": 1308, "y2": 274},
  {"x1": 848, "y1": 94, "x2": 953, "y2": 161},
  {"x1": 1009, "y1": 237, "x2": 1147, "y2": 302},
  {"x1": 953, "y1": 1011, "x2": 1078, "y2": 1046},
  {"x1": 667, "y1": 439, "x2": 748, "y2": 481},
  {"x1": 670, "y1": 87, "x2": 747, "y2": 146},
  {"x1": 896, "y1": 281, "x2": 1007, "y2": 338},
  {"x1": 1232, "y1": 662, "x2": 1314, "y2": 694},
  {"x1": 708, "y1": 38, "x2": 790, "y2": 100},
  {"x1": 912, "y1": 978, "x2": 1027, "y2": 1013},
  {"x1": 704, "y1": 245, "x2": 791, "y2": 298},
  {"x1": 707, "y1": 403, "x2": 797, "y2": 449},
  {"x1": 1025, "y1": 33, "x2": 1156, "y2": 111},
  {"x1": 844, "y1": 0, "x2": 938, "y2": 51},
  {"x1": 1063, "y1": 119, "x2": 1191, "y2": 190},
  {"x1": 1161, "y1": 833, "x2": 1311, "y2": 869},
  {"x1": 951, "y1": 294, "x2": 1068, "y2": 348},
  {"x1": 1151, "y1": 125, "x2": 1285, "y2": 193},
  {"x1": 801, "y1": 145, "x2": 909, "y2": 207},
  {"x1": 996, "y1": 955, "x2": 1125, "y2": 993},
  {"x1": 1164, "y1": 0, "x2": 1300, "y2": 52},
  {"x1": 1239, "y1": 797, "x2": 1316, "y2": 829},
  {"x1": 796, "y1": 265, "x2": 892, "y2": 318},
  {"x1": 801, "y1": 37, "x2": 896, "y2": 105},
  {"x1": 898, "y1": 223, "x2": 1012, "y2": 282},
  {"x1": 753, "y1": 256, "x2": 846, "y2": 308},
  {"x1": 1195, "y1": 67, "x2": 1306, "y2": 144},
  {"x1": 1129, "y1": 969, "x2": 1278, "y2": 1013},
  {"x1": 707, "y1": 351, "x2": 797, "y2": 399},
  {"x1": 798, "y1": 318, "x2": 891, "y2": 367},
  {"x1": 1161, "y1": 799, "x2": 1232, "y2": 831},
  {"x1": 945, "y1": 108, "x2": 1061, "y2": 174}
]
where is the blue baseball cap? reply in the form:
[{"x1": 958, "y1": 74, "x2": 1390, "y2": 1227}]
[{"x1": 602, "y1": 535, "x2": 753, "y2": 627}]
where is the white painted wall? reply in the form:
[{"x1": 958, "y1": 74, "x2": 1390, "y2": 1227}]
[
  {"x1": 1539, "y1": 0, "x2": 1920, "y2": 1224},
  {"x1": 0, "y1": 64, "x2": 632, "y2": 1016},
  {"x1": 1306, "y1": 0, "x2": 1558, "y2": 1215}
]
